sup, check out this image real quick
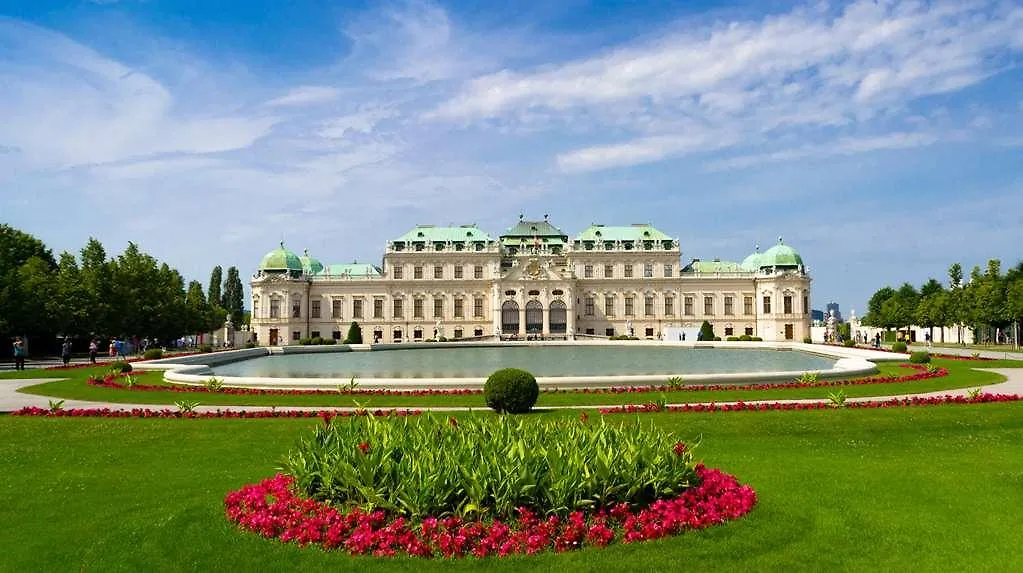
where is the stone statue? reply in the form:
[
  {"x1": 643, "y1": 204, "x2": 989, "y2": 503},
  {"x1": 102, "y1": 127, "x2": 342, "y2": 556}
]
[{"x1": 825, "y1": 309, "x2": 837, "y2": 343}]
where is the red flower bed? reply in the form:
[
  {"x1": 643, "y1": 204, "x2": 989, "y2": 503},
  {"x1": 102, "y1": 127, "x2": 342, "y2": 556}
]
[
  {"x1": 223, "y1": 464, "x2": 756, "y2": 558},
  {"x1": 85, "y1": 364, "x2": 948, "y2": 397},
  {"x1": 597, "y1": 393, "x2": 1022, "y2": 415},
  {"x1": 9, "y1": 407, "x2": 422, "y2": 419}
]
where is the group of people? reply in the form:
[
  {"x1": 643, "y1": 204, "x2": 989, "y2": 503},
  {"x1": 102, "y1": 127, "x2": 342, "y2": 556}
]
[{"x1": 10, "y1": 336, "x2": 140, "y2": 370}]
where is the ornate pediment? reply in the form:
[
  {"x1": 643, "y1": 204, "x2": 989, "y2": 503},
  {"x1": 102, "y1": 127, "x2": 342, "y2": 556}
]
[{"x1": 501, "y1": 255, "x2": 566, "y2": 282}]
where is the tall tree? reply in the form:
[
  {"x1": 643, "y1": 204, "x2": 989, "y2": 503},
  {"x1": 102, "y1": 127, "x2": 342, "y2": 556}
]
[
  {"x1": 222, "y1": 266, "x2": 245, "y2": 327},
  {"x1": 79, "y1": 238, "x2": 113, "y2": 338},
  {"x1": 864, "y1": 286, "x2": 896, "y2": 328},
  {"x1": 52, "y1": 252, "x2": 89, "y2": 339},
  {"x1": 184, "y1": 280, "x2": 210, "y2": 336},
  {"x1": 208, "y1": 266, "x2": 223, "y2": 309},
  {"x1": 947, "y1": 263, "x2": 966, "y2": 343},
  {"x1": 0, "y1": 225, "x2": 57, "y2": 348}
]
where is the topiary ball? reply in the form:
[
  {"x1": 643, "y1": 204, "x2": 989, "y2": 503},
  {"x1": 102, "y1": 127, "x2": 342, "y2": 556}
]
[
  {"x1": 112, "y1": 360, "x2": 132, "y2": 373},
  {"x1": 892, "y1": 341, "x2": 908, "y2": 353},
  {"x1": 484, "y1": 368, "x2": 539, "y2": 414},
  {"x1": 909, "y1": 351, "x2": 931, "y2": 364}
]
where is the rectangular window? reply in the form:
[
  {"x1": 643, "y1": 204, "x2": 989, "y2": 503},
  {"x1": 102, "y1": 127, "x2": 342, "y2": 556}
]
[
  {"x1": 454, "y1": 265, "x2": 463, "y2": 279},
  {"x1": 414, "y1": 299, "x2": 424, "y2": 318},
  {"x1": 663, "y1": 264, "x2": 673, "y2": 278},
  {"x1": 604, "y1": 264, "x2": 613, "y2": 278},
  {"x1": 393, "y1": 266, "x2": 403, "y2": 279},
  {"x1": 353, "y1": 299, "x2": 363, "y2": 319},
  {"x1": 605, "y1": 328, "x2": 615, "y2": 337},
  {"x1": 724, "y1": 327, "x2": 734, "y2": 336},
  {"x1": 454, "y1": 298, "x2": 464, "y2": 318},
  {"x1": 763, "y1": 296, "x2": 772, "y2": 314},
  {"x1": 585, "y1": 328, "x2": 595, "y2": 335},
  {"x1": 292, "y1": 331, "x2": 300, "y2": 341},
  {"x1": 745, "y1": 327, "x2": 754, "y2": 336},
  {"x1": 373, "y1": 299, "x2": 383, "y2": 319},
  {"x1": 270, "y1": 299, "x2": 280, "y2": 318},
  {"x1": 332, "y1": 331, "x2": 342, "y2": 340},
  {"x1": 664, "y1": 296, "x2": 675, "y2": 316},
  {"x1": 803, "y1": 296, "x2": 809, "y2": 315},
  {"x1": 644, "y1": 296, "x2": 654, "y2": 316},
  {"x1": 474, "y1": 297, "x2": 484, "y2": 318},
  {"x1": 724, "y1": 296, "x2": 734, "y2": 316},
  {"x1": 704, "y1": 296, "x2": 714, "y2": 316},
  {"x1": 744, "y1": 296, "x2": 753, "y2": 315},
  {"x1": 474, "y1": 265, "x2": 484, "y2": 279},
  {"x1": 604, "y1": 296, "x2": 615, "y2": 317},
  {"x1": 434, "y1": 265, "x2": 443, "y2": 279},
  {"x1": 310, "y1": 331, "x2": 320, "y2": 339},
  {"x1": 292, "y1": 299, "x2": 301, "y2": 319},
  {"x1": 392, "y1": 299, "x2": 403, "y2": 319},
  {"x1": 645, "y1": 327, "x2": 654, "y2": 337},
  {"x1": 310, "y1": 300, "x2": 321, "y2": 319},
  {"x1": 331, "y1": 299, "x2": 342, "y2": 319},
  {"x1": 414, "y1": 266, "x2": 423, "y2": 279},
  {"x1": 784, "y1": 295, "x2": 793, "y2": 314},
  {"x1": 434, "y1": 298, "x2": 444, "y2": 318},
  {"x1": 584, "y1": 264, "x2": 593, "y2": 278},
  {"x1": 624, "y1": 264, "x2": 633, "y2": 278},
  {"x1": 584, "y1": 297, "x2": 595, "y2": 316},
  {"x1": 644, "y1": 263, "x2": 653, "y2": 278},
  {"x1": 684, "y1": 296, "x2": 694, "y2": 316},
  {"x1": 624, "y1": 296, "x2": 634, "y2": 316}
]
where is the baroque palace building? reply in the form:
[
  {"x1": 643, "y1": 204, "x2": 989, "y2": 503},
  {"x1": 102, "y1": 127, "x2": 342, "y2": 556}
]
[{"x1": 250, "y1": 216, "x2": 811, "y2": 346}]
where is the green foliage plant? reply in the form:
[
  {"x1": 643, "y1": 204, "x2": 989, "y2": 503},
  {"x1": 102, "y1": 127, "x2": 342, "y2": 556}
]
[
  {"x1": 739, "y1": 334, "x2": 752, "y2": 341},
  {"x1": 199, "y1": 344, "x2": 214, "y2": 353},
  {"x1": 698, "y1": 321, "x2": 715, "y2": 341},
  {"x1": 827, "y1": 390, "x2": 848, "y2": 408},
  {"x1": 484, "y1": 368, "x2": 539, "y2": 414},
  {"x1": 666, "y1": 376, "x2": 684, "y2": 390},
  {"x1": 282, "y1": 414, "x2": 699, "y2": 520},
  {"x1": 142, "y1": 348, "x2": 163, "y2": 360},
  {"x1": 204, "y1": 377, "x2": 224, "y2": 392},
  {"x1": 803, "y1": 336, "x2": 813, "y2": 344},
  {"x1": 344, "y1": 321, "x2": 363, "y2": 344},
  {"x1": 892, "y1": 341, "x2": 908, "y2": 353},
  {"x1": 48, "y1": 399, "x2": 64, "y2": 412},
  {"x1": 175, "y1": 400, "x2": 200, "y2": 413},
  {"x1": 843, "y1": 339, "x2": 856, "y2": 347},
  {"x1": 111, "y1": 361, "x2": 132, "y2": 373},
  {"x1": 909, "y1": 351, "x2": 931, "y2": 364},
  {"x1": 796, "y1": 371, "x2": 819, "y2": 385},
  {"x1": 750, "y1": 336, "x2": 763, "y2": 341},
  {"x1": 967, "y1": 388, "x2": 982, "y2": 399},
  {"x1": 123, "y1": 375, "x2": 138, "y2": 388}
]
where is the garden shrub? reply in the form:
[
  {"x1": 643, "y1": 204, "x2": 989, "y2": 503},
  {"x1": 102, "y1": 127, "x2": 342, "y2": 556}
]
[
  {"x1": 609, "y1": 334, "x2": 639, "y2": 340},
  {"x1": 739, "y1": 334, "x2": 752, "y2": 341},
  {"x1": 142, "y1": 348, "x2": 163, "y2": 360},
  {"x1": 111, "y1": 360, "x2": 132, "y2": 373},
  {"x1": 199, "y1": 344, "x2": 214, "y2": 353},
  {"x1": 909, "y1": 351, "x2": 931, "y2": 364},
  {"x1": 750, "y1": 336, "x2": 763, "y2": 341},
  {"x1": 892, "y1": 341, "x2": 908, "y2": 353},
  {"x1": 712, "y1": 336, "x2": 722, "y2": 341},
  {"x1": 698, "y1": 320, "x2": 715, "y2": 341},
  {"x1": 803, "y1": 336, "x2": 813, "y2": 344},
  {"x1": 726, "y1": 336, "x2": 739, "y2": 341},
  {"x1": 484, "y1": 368, "x2": 539, "y2": 414},
  {"x1": 344, "y1": 321, "x2": 363, "y2": 344},
  {"x1": 843, "y1": 339, "x2": 856, "y2": 347},
  {"x1": 244, "y1": 342, "x2": 256, "y2": 349},
  {"x1": 282, "y1": 414, "x2": 698, "y2": 520}
]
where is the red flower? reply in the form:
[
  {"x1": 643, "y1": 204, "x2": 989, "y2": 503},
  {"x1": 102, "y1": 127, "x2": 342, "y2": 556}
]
[
  {"x1": 673, "y1": 442, "x2": 688, "y2": 456},
  {"x1": 448, "y1": 417, "x2": 458, "y2": 427},
  {"x1": 357, "y1": 441, "x2": 371, "y2": 454}
]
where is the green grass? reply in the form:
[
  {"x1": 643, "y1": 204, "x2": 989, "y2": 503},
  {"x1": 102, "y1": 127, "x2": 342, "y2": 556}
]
[
  {"x1": 1, "y1": 403, "x2": 1022, "y2": 571},
  {"x1": 8, "y1": 359, "x2": 1020, "y2": 409}
]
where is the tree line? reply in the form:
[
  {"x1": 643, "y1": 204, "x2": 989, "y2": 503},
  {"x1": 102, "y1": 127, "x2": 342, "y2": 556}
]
[
  {"x1": 863, "y1": 259, "x2": 1023, "y2": 345},
  {"x1": 1, "y1": 224, "x2": 245, "y2": 354}
]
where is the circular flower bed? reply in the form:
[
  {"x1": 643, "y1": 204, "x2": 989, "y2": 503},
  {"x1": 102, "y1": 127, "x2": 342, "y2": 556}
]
[{"x1": 224, "y1": 464, "x2": 756, "y2": 558}]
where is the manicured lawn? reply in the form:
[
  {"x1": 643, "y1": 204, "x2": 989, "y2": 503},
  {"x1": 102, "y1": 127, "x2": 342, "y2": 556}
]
[
  {"x1": 1, "y1": 402, "x2": 1022, "y2": 571},
  {"x1": 9, "y1": 359, "x2": 1020, "y2": 408}
]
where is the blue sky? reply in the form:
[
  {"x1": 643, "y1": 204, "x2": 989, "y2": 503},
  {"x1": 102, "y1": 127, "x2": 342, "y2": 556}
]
[{"x1": 1, "y1": 0, "x2": 1021, "y2": 315}]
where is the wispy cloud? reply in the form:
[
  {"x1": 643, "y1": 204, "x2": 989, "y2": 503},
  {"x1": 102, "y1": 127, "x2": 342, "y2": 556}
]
[
  {"x1": 430, "y1": 0, "x2": 1021, "y2": 172},
  {"x1": 705, "y1": 132, "x2": 940, "y2": 171},
  {"x1": 265, "y1": 86, "x2": 342, "y2": 107}
]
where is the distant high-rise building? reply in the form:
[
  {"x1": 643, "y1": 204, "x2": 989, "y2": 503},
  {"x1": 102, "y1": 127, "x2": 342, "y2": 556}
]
[
  {"x1": 811, "y1": 309, "x2": 825, "y2": 323},
  {"x1": 826, "y1": 302, "x2": 842, "y2": 322}
]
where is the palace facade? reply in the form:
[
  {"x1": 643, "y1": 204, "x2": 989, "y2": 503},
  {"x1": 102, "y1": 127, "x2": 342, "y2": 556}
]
[{"x1": 250, "y1": 217, "x2": 812, "y2": 345}]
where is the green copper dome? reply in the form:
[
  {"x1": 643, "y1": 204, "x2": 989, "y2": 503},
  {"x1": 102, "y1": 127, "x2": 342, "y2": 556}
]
[
  {"x1": 259, "y1": 242, "x2": 303, "y2": 272},
  {"x1": 759, "y1": 238, "x2": 804, "y2": 268},
  {"x1": 740, "y1": 248, "x2": 763, "y2": 271},
  {"x1": 298, "y1": 249, "x2": 324, "y2": 275}
]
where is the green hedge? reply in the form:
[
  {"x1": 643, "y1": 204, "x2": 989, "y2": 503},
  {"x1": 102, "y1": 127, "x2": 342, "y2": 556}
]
[
  {"x1": 892, "y1": 341, "x2": 908, "y2": 353},
  {"x1": 283, "y1": 414, "x2": 698, "y2": 520},
  {"x1": 909, "y1": 351, "x2": 931, "y2": 364},
  {"x1": 142, "y1": 348, "x2": 163, "y2": 360},
  {"x1": 484, "y1": 368, "x2": 539, "y2": 414},
  {"x1": 110, "y1": 360, "x2": 132, "y2": 373}
]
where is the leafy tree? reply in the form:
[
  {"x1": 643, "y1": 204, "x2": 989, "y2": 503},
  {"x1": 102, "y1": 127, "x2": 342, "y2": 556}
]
[
  {"x1": 208, "y1": 266, "x2": 223, "y2": 309},
  {"x1": 915, "y1": 279, "x2": 946, "y2": 343},
  {"x1": 222, "y1": 266, "x2": 245, "y2": 327},
  {"x1": 344, "y1": 321, "x2": 363, "y2": 344},
  {"x1": 79, "y1": 238, "x2": 113, "y2": 338},
  {"x1": 0, "y1": 225, "x2": 57, "y2": 349},
  {"x1": 864, "y1": 286, "x2": 896, "y2": 327},
  {"x1": 184, "y1": 281, "x2": 210, "y2": 336},
  {"x1": 1006, "y1": 270, "x2": 1023, "y2": 349},
  {"x1": 698, "y1": 320, "x2": 715, "y2": 341},
  {"x1": 12, "y1": 257, "x2": 57, "y2": 347},
  {"x1": 947, "y1": 263, "x2": 967, "y2": 343},
  {"x1": 52, "y1": 252, "x2": 89, "y2": 339}
]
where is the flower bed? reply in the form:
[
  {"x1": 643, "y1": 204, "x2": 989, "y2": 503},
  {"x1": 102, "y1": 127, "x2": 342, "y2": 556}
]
[
  {"x1": 224, "y1": 464, "x2": 756, "y2": 558},
  {"x1": 9, "y1": 407, "x2": 421, "y2": 419},
  {"x1": 85, "y1": 364, "x2": 948, "y2": 397},
  {"x1": 597, "y1": 393, "x2": 1022, "y2": 415}
]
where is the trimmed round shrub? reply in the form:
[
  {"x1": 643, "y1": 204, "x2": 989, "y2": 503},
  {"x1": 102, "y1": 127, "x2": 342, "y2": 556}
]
[
  {"x1": 199, "y1": 344, "x2": 214, "y2": 353},
  {"x1": 751, "y1": 336, "x2": 763, "y2": 341},
  {"x1": 891, "y1": 341, "x2": 908, "y2": 353},
  {"x1": 726, "y1": 336, "x2": 739, "y2": 341},
  {"x1": 142, "y1": 348, "x2": 163, "y2": 360},
  {"x1": 484, "y1": 368, "x2": 539, "y2": 414},
  {"x1": 843, "y1": 339, "x2": 856, "y2": 347},
  {"x1": 111, "y1": 360, "x2": 132, "y2": 373},
  {"x1": 909, "y1": 351, "x2": 931, "y2": 364},
  {"x1": 803, "y1": 336, "x2": 813, "y2": 344},
  {"x1": 738, "y1": 334, "x2": 752, "y2": 341}
]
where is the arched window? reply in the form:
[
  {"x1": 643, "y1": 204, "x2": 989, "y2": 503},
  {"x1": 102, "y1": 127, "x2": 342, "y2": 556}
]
[
  {"x1": 525, "y1": 300, "x2": 543, "y2": 334},
  {"x1": 501, "y1": 300, "x2": 520, "y2": 334},
  {"x1": 549, "y1": 300, "x2": 567, "y2": 334}
]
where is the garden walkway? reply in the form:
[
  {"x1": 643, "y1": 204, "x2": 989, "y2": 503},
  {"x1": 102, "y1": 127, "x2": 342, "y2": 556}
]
[{"x1": 2, "y1": 368, "x2": 1022, "y2": 414}]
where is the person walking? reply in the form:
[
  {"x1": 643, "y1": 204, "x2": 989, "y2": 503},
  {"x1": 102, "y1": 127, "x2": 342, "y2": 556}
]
[
  {"x1": 108, "y1": 338, "x2": 117, "y2": 359},
  {"x1": 61, "y1": 337, "x2": 72, "y2": 367},
  {"x1": 12, "y1": 337, "x2": 26, "y2": 371},
  {"x1": 89, "y1": 339, "x2": 98, "y2": 364}
]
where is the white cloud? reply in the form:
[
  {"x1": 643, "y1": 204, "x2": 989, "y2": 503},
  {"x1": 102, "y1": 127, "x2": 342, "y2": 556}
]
[
  {"x1": 265, "y1": 86, "x2": 342, "y2": 107},
  {"x1": 557, "y1": 132, "x2": 737, "y2": 173},
  {"x1": 705, "y1": 132, "x2": 940, "y2": 171}
]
